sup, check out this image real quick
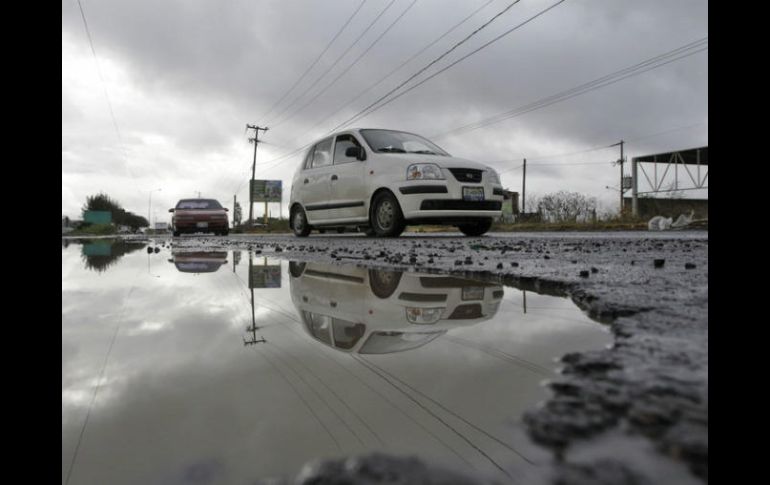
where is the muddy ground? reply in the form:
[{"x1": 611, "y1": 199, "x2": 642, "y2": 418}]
[{"x1": 106, "y1": 231, "x2": 708, "y2": 484}]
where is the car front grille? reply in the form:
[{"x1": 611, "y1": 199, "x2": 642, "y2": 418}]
[
  {"x1": 448, "y1": 168, "x2": 483, "y2": 183},
  {"x1": 420, "y1": 200, "x2": 502, "y2": 211}
]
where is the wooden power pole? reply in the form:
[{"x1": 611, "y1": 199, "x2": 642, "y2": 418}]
[{"x1": 246, "y1": 124, "x2": 269, "y2": 224}]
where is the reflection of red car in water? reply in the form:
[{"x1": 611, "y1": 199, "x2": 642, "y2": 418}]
[
  {"x1": 168, "y1": 252, "x2": 228, "y2": 273},
  {"x1": 169, "y1": 199, "x2": 229, "y2": 237}
]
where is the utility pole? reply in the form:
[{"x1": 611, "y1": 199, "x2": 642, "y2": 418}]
[
  {"x1": 233, "y1": 194, "x2": 236, "y2": 230},
  {"x1": 521, "y1": 158, "x2": 527, "y2": 215},
  {"x1": 246, "y1": 124, "x2": 269, "y2": 224},
  {"x1": 610, "y1": 141, "x2": 625, "y2": 215}
]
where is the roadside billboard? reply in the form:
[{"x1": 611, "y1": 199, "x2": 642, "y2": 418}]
[{"x1": 250, "y1": 180, "x2": 282, "y2": 202}]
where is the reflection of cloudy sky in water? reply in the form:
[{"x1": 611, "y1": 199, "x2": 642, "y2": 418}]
[{"x1": 62, "y1": 245, "x2": 609, "y2": 483}]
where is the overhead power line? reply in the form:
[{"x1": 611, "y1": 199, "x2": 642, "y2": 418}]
[
  {"x1": 327, "y1": 0, "x2": 534, "y2": 133},
  {"x1": 269, "y1": 0, "x2": 399, "y2": 125},
  {"x1": 75, "y1": 0, "x2": 139, "y2": 192},
  {"x1": 256, "y1": 0, "x2": 529, "y2": 168},
  {"x1": 303, "y1": 0, "x2": 495, "y2": 134},
  {"x1": 257, "y1": 0, "x2": 369, "y2": 124},
  {"x1": 272, "y1": 0, "x2": 419, "y2": 129},
  {"x1": 489, "y1": 121, "x2": 708, "y2": 176},
  {"x1": 432, "y1": 37, "x2": 708, "y2": 139}
]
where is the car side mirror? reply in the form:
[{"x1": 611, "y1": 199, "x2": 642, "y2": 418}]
[
  {"x1": 345, "y1": 146, "x2": 366, "y2": 161},
  {"x1": 168, "y1": 208, "x2": 175, "y2": 213},
  {"x1": 224, "y1": 208, "x2": 229, "y2": 212}
]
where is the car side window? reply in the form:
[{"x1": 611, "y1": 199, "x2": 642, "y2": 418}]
[
  {"x1": 303, "y1": 146, "x2": 314, "y2": 170},
  {"x1": 310, "y1": 138, "x2": 333, "y2": 169},
  {"x1": 333, "y1": 135, "x2": 363, "y2": 164}
]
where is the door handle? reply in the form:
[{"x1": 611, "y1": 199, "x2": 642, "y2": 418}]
[
  {"x1": 331, "y1": 174, "x2": 338, "y2": 181},
  {"x1": 303, "y1": 179, "x2": 309, "y2": 184}
]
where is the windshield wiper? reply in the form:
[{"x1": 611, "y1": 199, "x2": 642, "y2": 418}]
[
  {"x1": 409, "y1": 150, "x2": 440, "y2": 155},
  {"x1": 377, "y1": 147, "x2": 407, "y2": 153}
]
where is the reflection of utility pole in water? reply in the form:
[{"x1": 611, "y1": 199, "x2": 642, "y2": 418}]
[
  {"x1": 233, "y1": 250, "x2": 241, "y2": 273},
  {"x1": 244, "y1": 251, "x2": 266, "y2": 346},
  {"x1": 522, "y1": 290, "x2": 527, "y2": 314}
]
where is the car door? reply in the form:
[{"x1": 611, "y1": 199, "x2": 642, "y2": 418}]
[
  {"x1": 300, "y1": 137, "x2": 334, "y2": 224},
  {"x1": 326, "y1": 134, "x2": 368, "y2": 221}
]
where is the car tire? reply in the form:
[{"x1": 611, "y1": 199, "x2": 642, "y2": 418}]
[
  {"x1": 289, "y1": 261, "x2": 306, "y2": 278},
  {"x1": 292, "y1": 206, "x2": 311, "y2": 237},
  {"x1": 370, "y1": 191, "x2": 405, "y2": 237},
  {"x1": 363, "y1": 227, "x2": 376, "y2": 237},
  {"x1": 369, "y1": 269, "x2": 403, "y2": 298},
  {"x1": 173, "y1": 231, "x2": 180, "y2": 237},
  {"x1": 221, "y1": 230, "x2": 229, "y2": 236},
  {"x1": 458, "y1": 219, "x2": 493, "y2": 237}
]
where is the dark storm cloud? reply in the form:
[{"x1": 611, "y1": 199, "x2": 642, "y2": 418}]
[{"x1": 62, "y1": 0, "x2": 707, "y2": 216}]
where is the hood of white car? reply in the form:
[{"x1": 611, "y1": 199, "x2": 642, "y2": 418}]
[{"x1": 374, "y1": 153, "x2": 493, "y2": 172}]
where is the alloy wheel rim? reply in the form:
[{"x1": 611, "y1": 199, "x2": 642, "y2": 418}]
[
  {"x1": 294, "y1": 212, "x2": 304, "y2": 231},
  {"x1": 377, "y1": 201, "x2": 394, "y2": 229}
]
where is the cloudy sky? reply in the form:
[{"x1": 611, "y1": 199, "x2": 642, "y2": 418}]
[{"x1": 62, "y1": 0, "x2": 708, "y2": 222}]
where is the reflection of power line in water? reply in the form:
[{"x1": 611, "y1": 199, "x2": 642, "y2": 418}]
[
  {"x1": 223, "y1": 270, "x2": 378, "y2": 449},
  {"x1": 224, "y1": 269, "x2": 473, "y2": 466},
  {"x1": 353, "y1": 355, "x2": 514, "y2": 478},
  {"x1": 250, "y1": 346, "x2": 343, "y2": 452},
  {"x1": 218, "y1": 270, "x2": 345, "y2": 452},
  {"x1": 268, "y1": 319, "x2": 474, "y2": 466},
  {"x1": 65, "y1": 268, "x2": 143, "y2": 485},
  {"x1": 264, "y1": 338, "x2": 384, "y2": 448},
  {"x1": 261, "y1": 344, "x2": 368, "y2": 448},
  {"x1": 443, "y1": 336, "x2": 551, "y2": 377},
  {"x1": 353, "y1": 355, "x2": 514, "y2": 480},
  {"x1": 361, "y1": 357, "x2": 535, "y2": 465}
]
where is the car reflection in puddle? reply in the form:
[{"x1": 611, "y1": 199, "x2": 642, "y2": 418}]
[
  {"x1": 289, "y1": 262, "x2": 504, "y2": 355},
  {"x1": 168, "y1": 251, "x2": 228, "y2": 273},
  {"x1": 62, "y1": 248, "x2": 611, "y2": 484}
]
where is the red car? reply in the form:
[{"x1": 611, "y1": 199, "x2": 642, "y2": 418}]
[{"x1": 169, "y1": 199, "x2": 229, "y2": 236}]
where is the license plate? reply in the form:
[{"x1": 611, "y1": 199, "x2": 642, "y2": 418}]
[
  {"x1": 462, "y1": 187, "x2": 484, "y2": 201},
  {"x1": 196, "y1": 222, "x2": 208, "y2": 228},
  {"x1": 462, "y1": 286, "x2": 484, "y2": 300}
]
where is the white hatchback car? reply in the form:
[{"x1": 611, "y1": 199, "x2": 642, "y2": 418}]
[{"x1": 289, "y1": 128, "x2": 503, "y2": 237}]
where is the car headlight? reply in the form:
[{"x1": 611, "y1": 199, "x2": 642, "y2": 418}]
[
  {"x1": 486, "y1": 168, "x2": 500, "y2": 185},
  {"x1": 406, "y1": 163, "x2": 444, "y2": 180},
  {"x1": 405, "y1": 307, "x2": 444, "y2": 324}
]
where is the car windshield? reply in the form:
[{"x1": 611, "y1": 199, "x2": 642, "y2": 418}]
[
  {"x1": 359, "y1": 330, "x2": 445, "y2": 354},
  {"x1": 360, "y1": 130, "x2": 449, "y2": 156},
  {"x1": 176, "y1": 199, "x2": 223, "y2": 210}
]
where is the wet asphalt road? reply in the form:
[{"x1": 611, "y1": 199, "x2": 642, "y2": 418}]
[{"x1": 63, "y1": 231, "x2": 708, "y2": 484}]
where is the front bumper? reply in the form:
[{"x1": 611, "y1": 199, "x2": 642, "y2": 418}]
[
  {"x1": 395, "y1": 178, "x2": 503, "y2": 221},
  {"x1": 173, "y1": 220, "x2": 229, "y2": 232}
]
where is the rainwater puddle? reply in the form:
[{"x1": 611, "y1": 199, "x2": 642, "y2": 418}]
[{"x1": 62, "y1": 239, "x2": 611, "y2": 483}]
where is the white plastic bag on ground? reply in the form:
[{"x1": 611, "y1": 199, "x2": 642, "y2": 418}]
[
  {"x1": 648, "y1": 216, "x2": 673, "y2": 231},
  {"x1": 671, "y1": 210, "x2": 695, "y2": 228}
]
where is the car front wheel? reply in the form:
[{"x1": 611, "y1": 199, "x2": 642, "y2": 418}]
[
  {"x1": 370, "y1": 191, "x2": 405, "y2": 237},
  {"x1": 292, "y1": 207, "x2": 311, "y2": 237},
  {"x1": 458, "y1": 219, "x2": 493, "y2": 237}
]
